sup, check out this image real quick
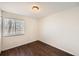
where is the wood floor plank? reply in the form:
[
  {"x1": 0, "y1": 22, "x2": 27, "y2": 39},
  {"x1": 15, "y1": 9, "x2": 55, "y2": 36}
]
[{"x1": 0, "y1": 40, "x2": 73, "y2": 56}]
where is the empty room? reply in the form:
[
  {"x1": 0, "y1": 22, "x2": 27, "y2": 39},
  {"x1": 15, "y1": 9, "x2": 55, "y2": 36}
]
[{"x1": 0, "y1": 2, "x2": 79, "y2": 56}]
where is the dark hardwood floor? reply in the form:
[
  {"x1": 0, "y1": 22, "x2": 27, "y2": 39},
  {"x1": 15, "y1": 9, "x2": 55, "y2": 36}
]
[{"x1": 0, "y1": 40, "x2": 73, "y2": 56}]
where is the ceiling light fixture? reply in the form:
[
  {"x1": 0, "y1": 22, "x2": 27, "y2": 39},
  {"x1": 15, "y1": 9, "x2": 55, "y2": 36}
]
[{"x1": 32, "y1": 5, "x2": 39, "y2": 12}]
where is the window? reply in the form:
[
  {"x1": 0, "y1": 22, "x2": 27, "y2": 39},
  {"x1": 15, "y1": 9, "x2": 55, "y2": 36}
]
[{"x1": 3, "y1": 18, "x2": 24, "y2": 37}]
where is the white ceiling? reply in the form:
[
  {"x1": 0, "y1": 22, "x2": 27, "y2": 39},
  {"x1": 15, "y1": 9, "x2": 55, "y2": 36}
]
[{"x1": 0, "y1": 2, "x2": 79, "y2": 19}]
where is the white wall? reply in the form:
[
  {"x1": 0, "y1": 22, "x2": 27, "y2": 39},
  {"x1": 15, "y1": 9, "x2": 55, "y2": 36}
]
[
  {"x1": 2, "y1": 11, "x2": 38, "y2": 51},
  {"x1": 0, "y1": 10, "x2": 1, "y2": 53},
  {"x1": 39, "y1": 7, "x2": 79, "y2": 56}
]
